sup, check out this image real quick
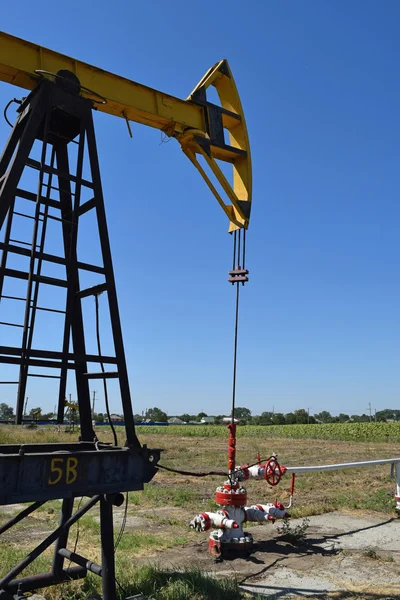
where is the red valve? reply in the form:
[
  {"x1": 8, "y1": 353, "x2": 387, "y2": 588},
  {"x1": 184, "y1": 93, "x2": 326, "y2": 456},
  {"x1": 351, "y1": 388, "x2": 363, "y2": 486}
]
[{"x1": 264, "y1": 457, "x2": 286, "y2": 486}]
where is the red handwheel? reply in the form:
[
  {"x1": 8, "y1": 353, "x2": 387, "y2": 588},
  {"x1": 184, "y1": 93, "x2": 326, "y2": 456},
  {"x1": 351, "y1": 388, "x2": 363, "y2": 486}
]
[{"x1": 264, "y1": 457, "x2": 285, "y2": 486}]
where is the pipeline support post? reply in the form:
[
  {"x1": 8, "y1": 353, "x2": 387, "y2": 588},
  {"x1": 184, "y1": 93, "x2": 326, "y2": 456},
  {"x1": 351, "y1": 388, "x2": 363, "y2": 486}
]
[{"x1": 395, "y1": 463, "x2": 400, "y2": 513}]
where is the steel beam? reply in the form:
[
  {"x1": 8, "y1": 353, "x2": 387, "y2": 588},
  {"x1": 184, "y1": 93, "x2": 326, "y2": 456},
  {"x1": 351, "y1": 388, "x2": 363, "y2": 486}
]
[
  {"x1": 0, "y1": 444, "x2": 160, "y2": 504},
  {"x1": 0, "y1": 31, "x2": 205, "y2": 134}
]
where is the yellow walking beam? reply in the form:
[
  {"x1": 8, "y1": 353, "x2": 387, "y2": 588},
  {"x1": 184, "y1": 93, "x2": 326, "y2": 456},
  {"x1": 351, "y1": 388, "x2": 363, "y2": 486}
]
[{"x1": 0, "y1": 31, "x2": 251, "y2": 230}]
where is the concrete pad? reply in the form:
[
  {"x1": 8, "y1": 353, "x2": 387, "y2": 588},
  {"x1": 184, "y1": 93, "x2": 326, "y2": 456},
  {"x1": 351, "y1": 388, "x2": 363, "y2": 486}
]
[
  {"x1": 303, "y1": 511, "x2": 400, "y2": 553},
  {"x1": 241, "y1": 566, "x2": 341, "y2": 597},
  {"x1": 240, "y1": 512, "x2": 400, "y2": 598}
]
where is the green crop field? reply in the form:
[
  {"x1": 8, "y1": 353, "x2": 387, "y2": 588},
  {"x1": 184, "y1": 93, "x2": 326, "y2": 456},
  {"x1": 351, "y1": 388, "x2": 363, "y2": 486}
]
[
  {"x1": 1, "y1": 422, "x2": 400, "y2": 446},
  {"x1": 135, "y1": 422, "x2": 400, "y2": 443}
]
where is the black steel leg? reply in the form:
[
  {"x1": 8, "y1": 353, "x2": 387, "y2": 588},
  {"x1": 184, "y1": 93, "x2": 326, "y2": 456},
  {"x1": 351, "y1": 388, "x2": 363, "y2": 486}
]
[
  {"x1": 52, "y1": 497, "x2": 74, "y2": 577},
  {"x1": 85, "y1": 112, "x2": 139, "y2": 449},
  {"x1": 56, "y1": 138, "x2": 94, "y2": 440},
  {"x1": 100, "y1": 496, "x2": 117, "y2": 600}
]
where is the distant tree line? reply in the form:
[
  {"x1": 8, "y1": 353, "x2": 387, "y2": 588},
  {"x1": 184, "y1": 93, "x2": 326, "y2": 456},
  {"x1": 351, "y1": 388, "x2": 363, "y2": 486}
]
[
  {"x1": 1, "y1": 402, "x2": 399, "y2": 425},
  {"x1": 172, "y1": 407, "x2": 400, "y2": 425},
  {"x1": 0, "y1": 403, "x2": 57, "y2": 421},
  {"x1": 234, "y1": 407, "x2": 400, "y2": 425},
  {"x1": 155, "y1": 406, "x2": 400, "y2": 425}
]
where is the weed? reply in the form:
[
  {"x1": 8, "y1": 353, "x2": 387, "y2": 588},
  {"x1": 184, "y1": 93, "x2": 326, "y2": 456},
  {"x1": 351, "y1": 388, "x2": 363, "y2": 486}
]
[
  {"x1": 363, "y1": 548, "x2": 378, "y2": 559},
  {"x1": 277, "y1": 517, "x2": 310, "y2": 544},
  {"x1": 383, "y1": 554, "x2": 394, "y2": 562}
]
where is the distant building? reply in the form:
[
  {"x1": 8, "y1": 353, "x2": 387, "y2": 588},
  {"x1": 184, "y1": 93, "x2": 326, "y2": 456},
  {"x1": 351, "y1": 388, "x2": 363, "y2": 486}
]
[
  {"x1": 221, "y1": 417, "x2": 239, "y2": 424},
  {"x1": 200, "y1": 416, "x2": 215, "y2": 424},
  {"x1": 168, "y1": 417, "x2": 185, "y2": 425},
  {"x1": 110, "y1": 414, "x2": 123, "y2": 423}
]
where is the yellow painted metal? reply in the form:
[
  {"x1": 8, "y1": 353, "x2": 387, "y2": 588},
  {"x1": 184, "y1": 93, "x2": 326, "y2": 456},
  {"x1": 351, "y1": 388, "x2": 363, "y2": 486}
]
[
  {"x1": 0, "y1": 32, "x2": 204, "y2": 133},
  {"x1": 0, "y1": 31, "x2": 251, "y2": 230},
  {"x1": 64, "y1": 400, "x2": 78, "y2": 411},
  {"x1": 182, "y1": 61, "x2": 252, "y2": 231}
]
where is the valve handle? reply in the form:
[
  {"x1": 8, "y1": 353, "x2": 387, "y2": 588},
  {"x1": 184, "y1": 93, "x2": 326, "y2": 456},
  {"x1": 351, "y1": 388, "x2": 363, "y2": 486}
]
[{"x1": 264, "y1": 457, "x2": 285, "y2": 486}]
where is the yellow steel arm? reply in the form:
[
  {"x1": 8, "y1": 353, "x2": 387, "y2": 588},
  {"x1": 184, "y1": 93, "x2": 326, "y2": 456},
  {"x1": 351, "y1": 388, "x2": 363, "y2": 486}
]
[{"x1": 0, "y1": 31, "x2": 251, "y2": 231}]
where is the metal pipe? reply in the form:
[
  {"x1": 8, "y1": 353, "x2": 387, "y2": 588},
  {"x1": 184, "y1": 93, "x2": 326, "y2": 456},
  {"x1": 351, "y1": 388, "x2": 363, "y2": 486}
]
[
  {"x1": 0, "y1": 501, "x2": 45, "y2": 535},
  {"x1": 3, "y1": 566, "x2": 86, "y2": 594},
  {"x1": 58, "y1": 548, "x2": 102, "y2": 576},
  {"x1": 52, "y1": 497, "x2": 74, "y2": 576},
  {"x1": 286, "y1": 457, "x2": 400, "y2": 474}
]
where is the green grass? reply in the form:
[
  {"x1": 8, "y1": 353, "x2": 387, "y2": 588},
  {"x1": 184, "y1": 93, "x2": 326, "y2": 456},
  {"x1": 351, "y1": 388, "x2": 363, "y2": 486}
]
[
  {"x1": 0, "y1": 543, "x2": 51, "y2": 579},
  {"x1": 117, "y1": 531, "x2": 189, "y2": 553},
  {"x1": 129, "y1": 483, "x2": 201, "y2": 509},
  {"x1": 135, "y1": 422, "x2": 400, "y2": 443},
  {"x1": 332, "y1": 485, "x2": 396, "y2": 513},
  {"x1": 114, "y1": 564, "x2": 258, "y2": 600},
  {"x1": 0, "y1": 554, "x2": 259, "y2": 600}
]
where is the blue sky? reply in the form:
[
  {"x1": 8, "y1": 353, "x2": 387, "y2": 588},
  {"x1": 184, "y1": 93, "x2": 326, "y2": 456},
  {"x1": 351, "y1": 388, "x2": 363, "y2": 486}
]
[{"x1": 0, "y1": 1, "x2": 399, "y2": 418}]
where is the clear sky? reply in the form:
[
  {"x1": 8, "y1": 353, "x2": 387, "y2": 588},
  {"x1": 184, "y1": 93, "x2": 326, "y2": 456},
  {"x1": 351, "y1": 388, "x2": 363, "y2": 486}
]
[{"x1": 0, "y1": 1, "x2": 399, "y2": 418}]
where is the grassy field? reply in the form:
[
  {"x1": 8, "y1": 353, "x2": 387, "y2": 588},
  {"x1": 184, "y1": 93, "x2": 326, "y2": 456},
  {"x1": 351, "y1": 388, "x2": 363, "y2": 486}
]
[
  {"x1": 135, "y1": 421, "x2": 400, "y2": 443},
  {"x1": 0, "y1": 424, "x2": 398, "y2": 599},
  {"x1": 1, "y1": 421, "x2": 400, "y2": 445}
]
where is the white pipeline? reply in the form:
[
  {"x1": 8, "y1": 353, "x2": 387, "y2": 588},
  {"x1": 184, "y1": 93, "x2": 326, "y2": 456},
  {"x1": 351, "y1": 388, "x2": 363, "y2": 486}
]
[
  {"x1": 284, "y1": 456, "x2": 400, "y2": 512},
  {"x1": 285, "y1": 457, "x2": 400, "y2": 473}
]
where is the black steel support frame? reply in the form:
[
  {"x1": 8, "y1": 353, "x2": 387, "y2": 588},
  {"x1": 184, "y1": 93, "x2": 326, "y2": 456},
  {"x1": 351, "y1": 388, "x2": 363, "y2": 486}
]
[
  {"x1": 0, "y1": 495, "x2": 125, "y2": 599},
  {"x1": 0, "y1": 76, "x2": 160, "y2": 599},
  {"x1": 0, "y1": 76, "x2": 138, "y2": 446}
]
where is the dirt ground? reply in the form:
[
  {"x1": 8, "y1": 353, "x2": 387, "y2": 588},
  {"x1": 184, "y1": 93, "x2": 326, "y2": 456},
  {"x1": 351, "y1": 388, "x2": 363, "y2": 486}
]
[
  {"x1": 119, "y1": 433, "x2": 400, "y2": 598},
  {"x1": 1, "y1": 429, "x2": 400, "y2": 598},
  {"x1": 2, "y1": 503, "x2": 399, "y2": 598},
  {"x1": 131, "y1": 510, "x2": 400, "y2": 599}
]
